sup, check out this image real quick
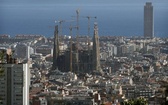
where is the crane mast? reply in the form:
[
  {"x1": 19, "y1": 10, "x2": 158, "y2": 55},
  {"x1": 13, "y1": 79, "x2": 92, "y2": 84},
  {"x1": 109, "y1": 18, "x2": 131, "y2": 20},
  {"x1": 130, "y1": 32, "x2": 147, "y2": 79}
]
[
  {"x1": 55, "y1": 20, "x2": 65, "y2": 54},
  {"x1": 69, "y1": 25, "x2": 73, "y2": 72},
  {"x1": 76, "y1": 9, "x2": 80, "y2": 73},
  {"x1": 82, "y1": 16, "x2": 97, "y2": 70}
]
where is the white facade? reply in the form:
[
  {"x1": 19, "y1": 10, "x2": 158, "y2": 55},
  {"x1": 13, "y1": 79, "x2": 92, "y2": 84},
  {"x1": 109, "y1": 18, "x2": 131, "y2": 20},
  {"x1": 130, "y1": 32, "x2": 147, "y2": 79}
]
[
  {"x1": 106, "y1": 44, "x2": 117, "y2": 57},
  {"x1": 0, "y1": 63, "x2": 30, "y2": 105},
  {"x1": 26, "y1": 46, "x2": 34, "y2": 59}
]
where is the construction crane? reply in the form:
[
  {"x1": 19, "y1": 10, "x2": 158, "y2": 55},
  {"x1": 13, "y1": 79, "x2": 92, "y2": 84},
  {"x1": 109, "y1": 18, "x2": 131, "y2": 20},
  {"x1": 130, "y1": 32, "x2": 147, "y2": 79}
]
[
  {"x1": 72, "y1": 14, "x2": 97, "y2": 47},
  {"x1": 55, "y1": 20, "x2": 75, "y2": 38},
  {"x1": 69, "y1": 25, "x2": 78, "y2": 72},
  {"x1": 82, "y1": 16, "x2": 97, "y2": 38},
  {"x1": 69, "y1": 25, "x2": 73, "y2": 73},
  {"x1": 76, "y1": 9, "x2": 80, "y2": 73},
  {"x1": 82, "y1": 16, "x2": 97, "y2": 70},
  {"x1": 55, "y1": 19, "x2": 74, "y2": 52},
  {"x1": 70, "y1": 9, "x2": 81, "y2": 72},
  {"x1": 55, "y1": 20, "x2": 65, "y2": 48}
]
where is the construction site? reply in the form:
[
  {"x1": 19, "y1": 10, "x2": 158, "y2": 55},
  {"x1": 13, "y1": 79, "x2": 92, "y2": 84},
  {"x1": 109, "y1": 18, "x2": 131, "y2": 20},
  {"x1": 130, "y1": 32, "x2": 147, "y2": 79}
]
[{"x1": 52, "y1": 9, "x2": 102, "y2": 73}]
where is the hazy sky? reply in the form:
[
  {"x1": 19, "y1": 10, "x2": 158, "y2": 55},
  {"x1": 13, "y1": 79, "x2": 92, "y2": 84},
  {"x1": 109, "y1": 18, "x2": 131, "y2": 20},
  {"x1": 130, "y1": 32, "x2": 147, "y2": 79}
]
[
  {"x1": 0, "y1": 0, "x2": 168, "y2": 37},
  {"x1": 1, "y1": 0, "x2": 168, "y2": 6}
]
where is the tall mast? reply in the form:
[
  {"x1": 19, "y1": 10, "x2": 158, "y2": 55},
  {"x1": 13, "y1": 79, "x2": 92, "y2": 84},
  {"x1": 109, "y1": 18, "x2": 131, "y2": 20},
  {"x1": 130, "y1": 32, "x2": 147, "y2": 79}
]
[{"x1": 69, "y1": 25, "x2": 73, "y2": 72}]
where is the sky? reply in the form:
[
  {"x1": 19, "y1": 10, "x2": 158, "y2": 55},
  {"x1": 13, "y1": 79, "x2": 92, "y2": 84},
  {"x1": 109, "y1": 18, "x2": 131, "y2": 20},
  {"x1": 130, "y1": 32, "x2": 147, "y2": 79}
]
[{"x1": 0, "y1": 0, "x2": 168, "y2": 37}]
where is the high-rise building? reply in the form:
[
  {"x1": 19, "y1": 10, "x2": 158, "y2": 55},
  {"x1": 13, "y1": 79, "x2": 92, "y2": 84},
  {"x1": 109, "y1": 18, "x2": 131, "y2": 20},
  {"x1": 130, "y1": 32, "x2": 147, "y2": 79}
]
[
  {"x1": 92, "y1": 23, "x2": 102, "y2": 72},
  {"x1": 0, "y1": 62, "x2": 30, "y2": 105},
  {"x1": 52, "y1": 25, "x2": 59, "y2": 70},
  {"x1": 144, "y1": 2, "x2": 154, "y2": 38},
  {"x1": 15, "y1": 43, "x2": 27, "y2": 59}
]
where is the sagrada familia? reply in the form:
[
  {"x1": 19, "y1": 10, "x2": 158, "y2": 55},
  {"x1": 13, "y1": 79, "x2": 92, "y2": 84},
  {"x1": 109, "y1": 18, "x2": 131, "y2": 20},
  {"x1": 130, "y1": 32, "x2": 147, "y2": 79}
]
[{"x1": 52, "y1": 23, "x2": 102, "y2": 73}]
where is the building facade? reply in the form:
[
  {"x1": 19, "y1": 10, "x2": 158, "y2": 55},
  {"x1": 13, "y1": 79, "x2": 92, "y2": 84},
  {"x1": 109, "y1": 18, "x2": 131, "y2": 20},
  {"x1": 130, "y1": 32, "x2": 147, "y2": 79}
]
[
  {"x1": 52, "y1": 25, "x2": 60, "y2": 70},
  {"x1": 92, "y1": 23, "x2": 102, "y2": 72},
  {"x1": 144, "y1": 2, "x2": 154, "y2": 38},
  {"x1": 0, "y1": 63, "x2": 30, "y2": 105}
]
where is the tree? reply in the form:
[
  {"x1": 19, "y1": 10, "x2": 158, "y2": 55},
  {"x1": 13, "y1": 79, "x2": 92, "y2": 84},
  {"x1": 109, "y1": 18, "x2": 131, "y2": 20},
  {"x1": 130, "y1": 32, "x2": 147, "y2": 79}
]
[
  {"x1": 121, "y1": 97, "x2": 147, "y2": 105},
  {"x1": 164, "y1": 85, "x2": 168, "y2": 105},
  {"x1": 0, "y1": 50, "x2": 5, "y2": 77}
]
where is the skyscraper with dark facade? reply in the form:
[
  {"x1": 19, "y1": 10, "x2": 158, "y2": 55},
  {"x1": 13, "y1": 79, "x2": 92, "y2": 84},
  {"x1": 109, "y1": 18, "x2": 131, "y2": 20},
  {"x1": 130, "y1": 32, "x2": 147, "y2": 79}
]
[
  {"x1": 144, "y1": 2, "x2": 154, "y2": 38},
  {"x1": 52, "y1": 25, "x2": 59, "y2": 70},
  {"x1": 92, "y1": 23, "x2": 102, "y2": 72}
]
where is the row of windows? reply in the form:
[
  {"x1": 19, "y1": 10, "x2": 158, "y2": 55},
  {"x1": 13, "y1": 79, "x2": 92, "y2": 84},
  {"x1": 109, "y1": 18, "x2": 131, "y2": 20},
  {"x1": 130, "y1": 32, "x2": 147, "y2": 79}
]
[
  {"x1": 13, "y1": 86, "x2": 22, "y2": 89},
  {"x1": 140, "y1": 91, "x2": 152, "y2": 92},
  {"x1": 0, "y1": 78, "x2": 5, "y2": 80},
  {"x1": 0, "y1": 85, "x2": 5, "y2": 89},
  {"x1": 127, "y1": 93, "x2": 153, "y2": 96},
  {"x1": 140, "y1": 93, "x2": 152, "y2": 96},
  {"x1": 14, "y1": 98, "x2": 22, "y2": 101},
  {"x1": 0, "y1": 90, "x2": 5, "y2": 93},
  {"x1": 13, "y1": 82, "x2": 23, "y2": 85},
  {"x1": 13, "y1": 78, "x2": 22, "y2": 80},
  {"x1": 13, "y1": 70, "x2": 23, "y2": 72},
  {"x1": 15, "y1": 94, "x2": 22, "y2": 97},
  {"x1": 13, "y1": 74, "x2": 23, "y2": 77},
  {"x1": 0, "y1": 94, "x2": 5, "y2": 96},
  {"x1": 14, "y1": 89, "x2": 22, "y2": 91},
  {"x1": 126, "y1": 91, "x2": 153, "y2": 93},
  {"x1": 13, "y1": 102, "x2": 22, "y2": 105},
  {"x1": 0, "y1": 82, "x2": 5, "y2": 85},
  {"x1": 0, "y1": 101, "x2": 5, "y2": 105}
]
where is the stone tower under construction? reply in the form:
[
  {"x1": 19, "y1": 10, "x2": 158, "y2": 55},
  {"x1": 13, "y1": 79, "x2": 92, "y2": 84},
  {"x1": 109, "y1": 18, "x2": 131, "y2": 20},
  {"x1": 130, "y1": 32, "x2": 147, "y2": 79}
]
[
  {"x1": 52, "y1": 25, "x2": 59, "y2": 70},
  {"x1": 92, "y1": 23, "x2": 102, "y2": 72}
]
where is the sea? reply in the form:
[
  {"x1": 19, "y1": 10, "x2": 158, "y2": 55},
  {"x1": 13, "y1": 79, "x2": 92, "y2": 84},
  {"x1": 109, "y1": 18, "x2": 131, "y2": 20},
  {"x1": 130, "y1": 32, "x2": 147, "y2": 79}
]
[{"x1": 0, "y1": 0, "x2": 168, "y2": 38}]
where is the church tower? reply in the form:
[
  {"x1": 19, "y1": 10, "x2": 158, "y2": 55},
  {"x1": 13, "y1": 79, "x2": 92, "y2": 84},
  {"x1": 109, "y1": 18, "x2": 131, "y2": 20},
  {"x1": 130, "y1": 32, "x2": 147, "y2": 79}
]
[
  {"x1": 52, "y1": 25, "x2": 59, "y2": 70},
  {"x1": 92, "y1": 23, "x2": 102, "y2": 72}
]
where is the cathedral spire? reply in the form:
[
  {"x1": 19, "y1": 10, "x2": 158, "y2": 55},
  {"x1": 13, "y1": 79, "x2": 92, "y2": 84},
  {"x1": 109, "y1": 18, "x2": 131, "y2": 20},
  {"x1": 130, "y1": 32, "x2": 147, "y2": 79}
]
[
  {"x1": 52, "y1": 25, "x2": 59, "y2": 70},
  {"x1": 92, "y1": 23, "x2": 102, "y2": 72}
]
